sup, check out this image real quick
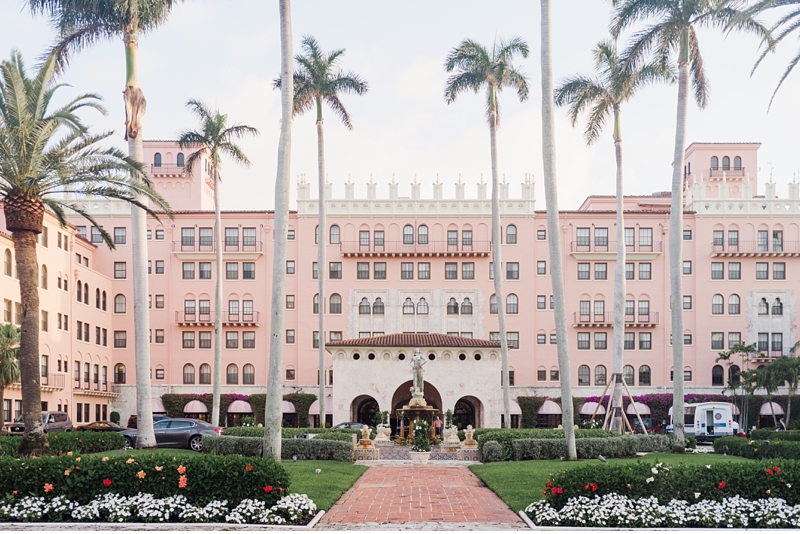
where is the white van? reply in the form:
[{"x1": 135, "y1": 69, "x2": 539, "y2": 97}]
[{"x1": 668, "y1": 402, "x2": 735, "y2": 442}]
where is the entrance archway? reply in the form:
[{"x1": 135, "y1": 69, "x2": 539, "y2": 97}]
[
  {"x1": 390, "y1": 380, "x2": 443, "y2": 435},
  {"x1": 351, "y1": 395, "x2": 379, "y2": 427},
  {"x1": 453, "y1": 396, "x2": 483, "y2": 429}
]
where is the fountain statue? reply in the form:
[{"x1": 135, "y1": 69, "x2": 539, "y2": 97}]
[
  {"x1": 408, "y1": 348, "x2": 427, "y2": 406},
  {"x1": 461, "y1": 424, "x2": 478, "y2": 449}
]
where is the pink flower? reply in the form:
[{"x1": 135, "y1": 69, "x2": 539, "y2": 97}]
[
  {"x1": 178, "y1": 475, "x2": 187, "y2": 489},
  {"x1": 43, "y1": 483, "x2": 53, "y2": 493},
  {"x1": 155, "y1": 466, "x2": 163, "y2": 472},
  {"x1": 177, "y1": 465, "x2": 186, "y2": 475},
  {"x1": 66, "y1": 451, "x2": 73, "y2": 457},
  {"x1": 63, "y1": 470, "x2": 70, "y2": 476},
  {"x1": 126, "y1": 458, "x2": 135, "y2": 464},
  {"x1": 137, "y1": 470, "x2": 146, "y2": 479},
  {"x1": 101, "y1": 457, "x2": 109, "y2": 462}
]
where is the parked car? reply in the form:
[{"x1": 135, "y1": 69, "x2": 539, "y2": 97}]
[
  {"x1": 126, "y1": 414, "x2": 169, "y2": 429},
  {"x1": 119, "y1": 418, "x2": 222, "y2": 451},
  {"x1": 75, "y1": 421, "x2": 129, "y2": 432},
  {"x1": 333, "y1": 422, "x2": 373, "y2": 430},
  {"x1": 7, "y1": 411, "x2": 73, "y2": 435}
]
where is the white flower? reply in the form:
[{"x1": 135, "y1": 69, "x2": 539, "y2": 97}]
[
  {"x1": 651, "y1": 467, "x2": 659, "y2": 474},
  {"x1": 694, "y1": 493, "x2": 701, "y2": 499},
  {"x1": 646, "y1": 477, "x2": 655, "y2": 484},
  {"x1": 705, "y1": 465, "x2": 712, "y2": 469}
]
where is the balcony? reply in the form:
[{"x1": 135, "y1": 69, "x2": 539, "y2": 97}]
[
  {"x1": 150, "y1": 164, "x2": 186, "y2": 176},
  {"x1": 172, "y1": 240, "x2": 263, "y2": 253},
  {"x1": 573, "y1": 312, "x2": 659, "y2": 327},
  {"x1": 73, "y1": 379, "x2": 114, "y2": 396},
  {"x1": 711, "y1": 241, "x2": 800, "y2": 257},
  {"x1": 40, "y1": 373, "x2": 65, "y2": 390},
  {"x1": 340, "y1": 240, "x2": 491, "y2": 257},
  {"x1": 570, "y1": 241, "x2": 663, "y2": 254},
  {"x1": 175, "y1": 311, "x2": 259, "y2": 326},
  {"x1": 223, "y1": 312, "x2": 260, "y2": 326},
  {"x1": 753, "y1": 348, "x2": 792, "y2": 362},
  {"x1": 709, "y1": 167, "x2": 745, "y2": 179}
]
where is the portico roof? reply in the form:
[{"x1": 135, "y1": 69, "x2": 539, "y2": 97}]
[{"x1": 326, "y1": 333, "x2": 500, "y2": 348}]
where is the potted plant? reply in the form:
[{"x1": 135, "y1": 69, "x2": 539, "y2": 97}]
[
  {"x1": 373, "y1": 410, "x2": 391, "y2": 439},
  {"x1": 410, "y1": 419, "x2": 431, "y2": 465}
]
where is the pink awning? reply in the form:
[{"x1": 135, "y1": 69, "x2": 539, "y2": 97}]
[
  {"x1": 728, "y1": 403, "x2": 740, "y2": 415},
  {"x1": 626, "y1": 402, "x2": 651, "y2": 415},
  {"x1": 228, "y1": 400, "x2": 253, "y2": 414},
  {"x1": 152, "y1": 397, "x2": 166, "y2": 414},
  {"x1": 282, "y1": 401, "x2": 296, "y2": 414},
  {"x1": 760, "y1": 402, "x2": 785, "y2": 416},
  {"x1": 538, "y1": 400, "x2": 562, "y2": 415},
  {"x1": 580, "y1": 401, "x2": 606, "y2": 415},
  {"x1": 183, "y1": 400, "x2": 208, "y2": 413},
  {"x1": 509, "y1": 400, "x2": 522, "y2": 415},
  {"x1": 308, "y1": 397, "x2": 333, "y2": 414}
]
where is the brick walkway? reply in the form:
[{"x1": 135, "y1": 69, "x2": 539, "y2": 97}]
[{"x1": 320, "y1": 466, "x2": 521, "y2": 524}]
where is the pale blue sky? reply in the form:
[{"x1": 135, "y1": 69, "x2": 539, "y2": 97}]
[{"x1": 2, "y1": 1, "x2": 799, "y2": 210}]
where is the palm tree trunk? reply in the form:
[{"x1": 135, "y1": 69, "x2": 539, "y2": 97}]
[
  {"x1": 212, "y1": 165, "x2": 223, "y2": 427},
  {"x1": 488, "y1": 92, "x2": 511, "y2": 430},
  {"x1": 669, "y1": 29, "x2": 690, "y2": 453},
  {"x1": 541, "y1": 0, "x2": 577, "y2": 459},
  {"x1": 0, "y1": 385, "x2": 4, "y2": 427},
  {"x1": 610, "y1": 108, "x2": 626, "y2": 433},
  {"x1": 13, "y1": 229, "x2": 49, "y2": 454},
  {"x1": 264, "y1": 0, "x2": 294, "y2": 460},
  {"x1": 316, "y1": 99, "x2": 327, "y2": 428},
  {"x1": 124, "y1": 30, "x2": 156, "y2": 449}
]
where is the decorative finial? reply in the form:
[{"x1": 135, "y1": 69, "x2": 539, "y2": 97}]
[
  {"x1": 480, "y1": 173, "x2": 484, "y2": 184},
  {"x1": 458, "y1": 173, "x2": 462, "y2": 184},
  {"x1": 436, "y1": 173, "x2": 440, "y2": 184}
]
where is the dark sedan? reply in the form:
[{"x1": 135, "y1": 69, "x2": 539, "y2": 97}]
[
  {"x1": 75, "y1": 421, "x2": 129, "y2": 432},
  {"x1": 119, "y1": 418, "x2": 222, "y2": 451}
]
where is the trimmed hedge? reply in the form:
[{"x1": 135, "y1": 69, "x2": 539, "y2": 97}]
[
  {"x1": 203, "y1": 435, "x2": 354, "y2": 462},
  {"x1": 751, "y1": 429, "x2": 800, "y2": 442},
  {"x1": 713, "y1": 436, "x2": 800, "y2": 460},
  {"x1": 483, "y1": 441, "x2": 503, "y2": 463},
  {"x1": 512, "y1": 436, "x2": 638, "y2": 461},
  {"x1": 544, "y1": 459, "x2": 800, "y2": 509},
  {"x1": 223, "y1": 426, "x2": 358, "y2": 440},
  {"x1": 476, "y1": 428, "x2": 616, "y2": 460},
  {"x1": 0, "y1": 452, "x2": 289, "y2": 505},
  {"x1": 202, "y1": 435, "x2": 263, "y2": 457},
  {"x1": 0, "y1": 431, "x2": 126, "y2": 457}
]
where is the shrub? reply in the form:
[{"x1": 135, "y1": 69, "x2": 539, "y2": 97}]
[
  {"x1": 482, "y1": 441, "x2": 503, "y2": 463},
  {"x1": 281, "y1": 439, "x2": 353, "y2": 462},
  {"x1": 109, "y1": 412, "x2": 120, "y2": 425},
  {"x1": 0, "y1": 431, "x2": 125, "y2": 457},
  {"x1": 543, "y1": 459, "x2": 800, "y2": 509},
  {"x1": 411, "y1": 420, "x2": 431, "y2": 453},
  {"x1": 512, "y1": 436, "x2": 638, "y2": 461},
  {"x1": 713, "y1": 436, "x2": 800, "y2": 460},
  {"x1": 630, "y1": 434, "x2": 672, "y2": 453},
  {"x1": 312, "y1": 432, "x2": 353, "y2": 443},
  {"x1": 0, "y1": 452, "x2": 289, "y2": 506},
  {"x1": 751, "y1": 429, "x2": 800, "y2": 442},
  {"x1": 202, "y1": 435, "x2": 263, "y2": 457},
  {"x1": 223, "y1": 427, "x2": 358, "y2": 440},
  {"x1": 476, "y1": 429, "x2": 616, "y2": 460}
]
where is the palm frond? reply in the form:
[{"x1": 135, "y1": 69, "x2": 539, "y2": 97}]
[
  {"x1": 688, "y1": 27, "x2": 709, "y2": 109},
  {"x1": 444, "y1": 71, "x2": 485, "y2": 103}
]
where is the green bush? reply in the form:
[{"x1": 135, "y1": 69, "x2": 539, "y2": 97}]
[
  {"x1": 109, "y1": 412, "x2": 120, "y2": 425},
  {"x1": 0, "y1": 452, "x2": 289, "y2": 505},
  {"x1": 223, "y1": 426, "x2": 358, "y2": 440},
  {"x1": 482, "y1": 441, "x2": 503, "y2": 463},
  {"x1": 202, "y1": 435, "x2": 263, "y2": 457},
  {"x1": 411, "y1": 420, "x2": 431, "y2": 453},
  {"x1": 0, "y1": 431, "x2": 125, "y2": 457},
  {"x1": 512, "y1": 436, "x2": 638, "y2": 461},
  {"x1": 713, "y1": 436, "x2": 800, "y2": 460},
  {"x1": 751, "y1": 429, "x2": 800, "y2": 441},
  {"x1": 312, "y1": 432, "x2": 354, "y2": 443},
  {"x1": 630, "y1": 434, "x2": 672, "y2": 452},
  {"x1": 281, "y1": 439, "x2": 353, "y2": 462},
  {"x1": 476, "y1": 428, "x2": 616, "y2": 460},
  {"x1": 544, "y1": 459, "x2": 800, "y2": 508}
]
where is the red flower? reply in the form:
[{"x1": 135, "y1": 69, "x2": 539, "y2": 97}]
[
  {"x1": 279, "y1": 488, "x2": 284, "y2": 493},
  {"x1": 590, "y1": 483, "x2": 597, "y2": 492},
  {"x1": 57, "y1": 452, "x2": 62, "y2": 457},
  {"x1": 245, "y1": 463, "x2": 253, "y2": 472},
  {"x1": 775, "y1": 467, "x2": 781, "y2": 473},
  {"x1": 767, "y1": 468, "x2": 774, "y2": 475},
  {"x1": 546, "y1": 481, "x2": 553, "y2": 488},
  {"x1": 584, "y1": 483, "x2": 590, "y2": 490},
  {"x1": 264, "y1": 485, "x2": 273, "y2": 493},
  {"x1": 718, "y1": 481, "x2": 726, "y2": 490},
  {"x1": 103, "y1": 479, "x2": 112, "y2": 487},
  {"x1": 551, "y1": 487, "x2": 563, "y2": 495}
]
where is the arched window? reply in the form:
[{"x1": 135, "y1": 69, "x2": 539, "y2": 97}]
[
  {"x1": 773, "y1": 298, "x2": 783, "y2": 316},
  {"x1": 489, "y1": 294, "x2": 498, "y2": 314},
  {"x1": 177, "y1": 152, "x2": 185, "y2": 166},
  {"x1": 40, "y1": 265, "x2": 47, "y2": 289},
  {"x1": 83, "y1": 283, "x2": 88, "y2": 305},
  {"x1": 578, "y1": 365, "x2": 590, "y2": 385},
  {"x1": 733, "y1": 156, "x2": 742, "y2": 170},
  {"x1": 710, "y1": 156, "x2": 719, "y2": 170},
  {"x1": 359, "y1": 297, "x2": 371, "y2": 314},
  {"x1": 114, "y1": 364, "x2": 126, "y2": 384},
  {"x1": 114, "y1": 294, "x2": 126, "y2": 314},
  {"x1": 373, "y1": 298, "x2": 385, "y2": 315},
  {"x1": 712, "y1": 365, "x2": 724, "y2": 386},
  {"x1": 728, "y1": 294, "x2": 740, "y2": 315},
  {"x1": 595, "y1": 365, "x2": 607, "y2": 386},
  {"x1": 315, "y1": 225, "x2": 319, "y2": 244},
  {"x1": 506, "y1": 224, "x2": 517, "y2": 244},
  {"x1": 403, "y1": 298, "x2": 415, "y2": 314},
  {"x1": 77, "y1": 281, "x2": 82, "y2": 302},
  {"x1": 226, "y1": 364, "x2": 238, "y2": 384},
  {"x1": 154, "y1": 153, "x2": 162, "y2": 167},
  {"x1": 243, "y1": 364, "x2": 255, "y2": 385},
  {"x1": 729, "y1": 364, "x2": 741, "y2": 383},
  {"x1": 722, "y1": 156, "x2": 730, "y2": 170},
  {"x1": 329, "y1": 225, "x2": 340, "y2": 245},
  {"x1": 461, "y1": 298, "x2": 473, "y2": 315},
  {"x1": 199, "y1": 364, "x2": 211, "y2": 384},
  {"x1": 639, "y1": 365, "x2": 651, "y2": 386},
  {"x1": 418, "y1": 225, "x2": 428, "y2": 245},
  {"x1": 403, "y1": 225, "x2": 414, "y2": 245},
  {"x1": 313, "y1": 294, "x2": 319, "y2": 314},
  {"x1": 506, "y1": 294, "x2": 518, "y2": 314},
  {"x1": 447, "y1": 298, "x2": 458, "y2": 315},
  {"x1": 712, "y1": 294, "x2": 724, "y2": 315},
  {"x1": 329, "y1": 293, "x2": 342, "y2": 314},
  {"x1": 95, "y1": 288, "x2": 100, "y2": 308},
  {"x1": 759, "y1": 298, "x2": 769, "y2": 315},
  {"x1": 623, "y1": 365, "x2": 635, "y2": 386},
  {"x1": 102, "y1": 291, "x2": 107, "y2": 311},
  {"x1": 183, "y1": 364, "x2": 195, "y2": 384},
  {"x1": 418, "y1": 298, "x2": 429, "y2": 314},
  {"x1": 3, "y1": 249, "x2": 11, "y2": 276}
]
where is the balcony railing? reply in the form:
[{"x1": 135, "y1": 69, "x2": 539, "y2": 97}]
[
  {"x1": 150, "y1": 164, "x2": 186, "y2": 175},
  {"x1": 340, "y1": 240, "x2": 491, "y2": 256},
  {"x1": 223, "y1": 312, "x2": 259, "y2": 325},
  {"x1": 711, "y1": 241, "x2": 800, "y2": 255},
  {"x1": 176, "y1": 311, "x2": 214, "y2": 324},
  {"x1": 709, "y1": 167, "x2": 745, "y2": 178},
  {"x1": 172, "y1": 240, "x2": 262, "y2": 253},
  {"x1": 570, "y1": 241, "x2": 663, "y2": 253},
  {"x1": 573, "y1": 312, "x2": 659, "y2": 326},
  {"x1": 40, "y1": 373, "x2": 65, "y2": 389},
  {"x1": 175, "y1": 311, "x2": 259, "y2": 324}
]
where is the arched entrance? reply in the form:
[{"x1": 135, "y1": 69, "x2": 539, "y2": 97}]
[
  {"x1": 350, "y1": 395, "x2": 379, "y2": 427},
  {"x1": 390, "y1": 380, "x2": 442, "y2": 435},
  {"x1": 453, "y1": 396, "x2": 483, "y2": 429}
]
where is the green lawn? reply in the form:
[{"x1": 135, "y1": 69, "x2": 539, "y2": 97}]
[
  {"x1": 282, "y1": 461, "x2": 367, "y2": 511},
  {"x1": 470, "y1": 453, "x2": 752, "y2": 513}
]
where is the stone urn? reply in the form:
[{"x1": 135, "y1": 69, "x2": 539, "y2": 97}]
[{"x1": 409, "y1": 451, "x2": 431, "y2": 466}]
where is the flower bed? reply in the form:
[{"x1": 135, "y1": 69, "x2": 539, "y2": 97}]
[
  {"x1": 525, "y1": 494, "x2": 800, "y2": 528},
  {"x1": 0, "y1": 431, "x2": 125, "y2": 457},
  {"x1": 0, "y1": 492, "x2": 317, "y2": 524},
  {"x1": 714, "y1": 436, "x2": 800, "y2": 460},
  {"x1": 541, "y1": 460, "x2": 800, "y2": 509}
]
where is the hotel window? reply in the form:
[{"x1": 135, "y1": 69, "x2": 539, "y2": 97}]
[
  {"x1": 155, "y1": 295, "x2": 164, "y2": 309},
  {"x1": 155, "y1": 329, "x2": 165, "y2": 344},
  {"x1": 550, "y1": 333, "x2": 557, "y2": 344},
  {"x1": 403, "y1": 298, "x2": 415, "y2": 314},
  {"x1": 373, "y1": 298, "x2": 385, "y2": 314},
  {"x1": 711, "y1": 262, "x2": 724, "y2": 279},
  {"x1": 403, "y1": 225, "x2": 414, "y2": 244},
  {"x1": 313, "y1": 294, "x2": 320, "y2": 314},
  {"x1": 225, "y1": 227, "x2": 239, "y2": 247},
  {"x1": 285, "y1": 330, "x2": 295, "y2": 344},
  {"x1": 683, "y1": 261, "x2": 692, "y2": 275},
  {"x1": 537, "y1": 261, "x2": 546, "y2": 275},
  {"x1": 447, "y1": 230, "x2": 457, "y2": 246},
  {"x1": 594, "y1": 332, "x2": 607, "y2": 350},
  {"x1": 774, "y1": 230, "x2": 784, "y2": 252},
  {"x1": 624, "y1": 227, "x2": 634, "y2": 248},
  {"x1": 578, "y1": 365, "x2": 590, "y2": 385},
  {"x1": 639, "y1": 227, "x2": 653, "y2": 248},
  {"x1": 445, "y1": 262, "x2": 458, "y2": 279},
  {"x1": 595, "y1": 365, "x2": 607, "y2": 385},
  {"x1": 114, "y1": 331, "x2": 127, "y2": 348},
  {"x1": 155, "y1": 229, "x2": 164, "y2": 240},
  {"x1": 243, "y1": 227, "x2": 256, "y2": 247},
  {"x1": 595, "y1": 263, "x2": 607, "y2": 280},
  {"x1": 729, "y1": 294, "x2": 740, "y2": 315},
  {"x1": 374, "y1": 230, "x2": 385, "y2": 246},
  {"x1": 287, "y1": 228, "x2": 295, "y2": 240},
  {"x1": 728, "y1": 230, "x2": 739, "y2": 247},
  {"x1": 181, "y1": 227, "x2": 195, "y2": 247},
  {"x1": 577, "y1": 332, "x2": 590, "y2": 350},
  {"x1": 758, "y1": 230, "x2": 768, "y2": 252},
  {"x1": 418, "y1": 262, "x2": 431, "y2": 279},
  {"x1": 182, "y1": 332, "x2": 195, "y2": 349},
  {"x1": 507, "y1": 332, "x2": 519, "y2": 349},
  {"x1": 537, "y1": 295, "x2": 546, "y2": 309},
  {"x1": 595, "y1": 228, "x2": 608, "y2": 246},
  {"x1": 226, "y1": 364, "x2": 238, "y2": 384},
  {"x1": 639, "y1": 332, "x2": 652, "y2": 350},
  {"x1": 199, "y1": 227, "x2": 212, "y2": 247},
  {"x1": 713, "y1": 230, "x2": 724, "y2": 246},
  {"x1": 312, "y1": 331, "x2": 320, "y2": 348},
  {"x1": 76, "y1": 226, "x2": 86, "y2": 239},
  {"x1": 625, "y1": 262, "x2": 634, "y2": 280},
  {"x1": 198, "y1": 364, "x2": 210, "y2": 384},
  {"x1": 537, "y1": 229, "x2": 546, "y2": 240},
  {"x1": 506, "y1": 294, "x2": 518, "y2": 314},
  {"x1": 462, "y1": 262, "x2": 474, "y2": 280},
  {"x1": 329, "y1": 294, "x2": 342, "y2": 314},
  {"x1": 578, "y1": 263, "x2": 590, "y2": 279},
  {"x1": 506, "y1": 262, "x2": 519, "y2": 280},
  {"x1": 102, "y1": 328, "x2": 107, "y2": 346},
  {"x1": 199, "y1": 262, "x2": 211, "y2": 279},
  {"x1": 638, "y1": 263, "x2": 651, "y2": 280},
  {"x1": 683, "y1": 296, "x2": 692, "y2": 310},
  {"x1": 712, "y1": 294, "x2": 724, "y2": 314},
  {"x1": 359, "y1": 231, "x2": 370, "y2": 247},
  {"x1": 114, "y1": 262, "x2": 126, "y2": 279},
  {"x1": 639, "y1": 365, "x2": 651, "y2": 386},
  {"x1": 462, "y1": 230, "x2": 473, "y2": 246},
  {"x1": 756, "y1": 262, "x2": 769, "y2": 279},
  {"x1": 576, "y1": 228, "x2": 590, "y2": 248},
  {"x1": 243, "y1": 332, "x2": 255, "y2": 349},
  {"x1": 728, "y1": 332, "x2": 741, "y2": 349},
  {"x1": 684, "y1": 334, "x2": 693, "y2": 345},
  {"x1": 243, "y1": 262, "x2": 255, "y2": 279},
  {"x1": 774, "y1": 262, "x2": 786, "y2": 280},
  {"x1": 418, "y1": 226, "x2": 430, "y2": 245},
  {"x1": 329, "y1": 262, "x2": 342, "y2": 279},
  {"x1": 146, "y1": 229, "x2": 152, "y2": 240},
  {"x1": 374, "y1": 262, "x2": 387, "y2": 279},
  {"x1": 683, "y1": 229, "x2": 692, "y2": 241},
  {"x1": 580, "y1": 300, "x2": 590, "y2": 317},
  {"x1": 595, "y1": 300, "x2": 606, "y2": 317},
  {"x1": 684, "y1": 369, "x2": 693, "y2": 382},
  {"x1": 624, "y1": 332, "x2": 634, "y2": 350},
  {"x1": 285, "y1": 368, "x2": 296, "y2": 381},
  {"x1": 152, "y1": 260, "x2": 163, "y2": 274},
  {"x1": 284, "y1": 293, "x2": 295, "y2": 310},
  {"x1": 41, "y1": 311, "x2": 48, "y2": 332},
  {"x1": 312, "y1": 262, "x2": 318, "y2": 279},
  {"x1": 401, "y1": 262, "x2": 413, "y2": 280},
  {"x1": 226, "y1": 332, "x2": 239, "y2": 349},
  {"x1": 773, "y1": 333, "x2": 784, "y2": 353},
  {"x1": 415, "y1": 298, "x2": 428, "y2": 314},
  {"x1": 550, "y1": 369, "x2": 560, "y2": 381},
  {"x1": 359, "y1": 298, "x2": 370, "y2": 314},
  {"x1": 242, "y1": 364, "x2": 255, "y2": 385},
  {"x1": 357, "y1": 262, "x2": 369, "y2": 279},
  {"x1": 329, "y1": 225, "x2": 340, "y2": 245},
  {"x1": 182, "y1": 262, "x2": 195, "y2": 279},
  {"x1": 91, "y1": 226, "x2": 102, "y2": 244},
  {"x1": 537, "y1": 334, "x2": 546, "y2": 344},
  {"x1": 114, "y1": 294, "x2": 126, "y2": 314},
  {"x1": 447, "y1": 298, "x2": 459, "y2": 314},
  {"x1": 113, "y1": 227, "x2": 126, "y2": 245},
  {"x1": 711, "y1": 332, "x2": 724, "y2": 350},
  {"x1": 489, "y1": 294, "x2": 498, "y2": 314},
  {"x1": 194, "y1": 330, "x2": 210, "y2": 348},
  {"x1": 226, "y1": 262, "x2": 238, "y2": 279},
  {"x1": 728, "y1": 262, "x2": 741, "y2": 280},
  {"x1": 461, "y1": 298, "x2": 473, "y2": 314}
]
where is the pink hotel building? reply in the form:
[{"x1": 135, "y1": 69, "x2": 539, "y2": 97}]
[{"x1": 2, "y1": 140, "x2": 798, "y2": 428}]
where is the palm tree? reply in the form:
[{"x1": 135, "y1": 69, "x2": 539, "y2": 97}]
[
  {"x1": 718, "y1": 342, "x2": 759, "y2": 430},
  {"x1": 756, "y1": 365, "x2": 781, "y2": 427},
  {"x1": 264, "y1": 0, "x2": 294, "y2": 461},
  {"x1": 0, "y1": 51, "x2": 169, "y2": 454},
  {"x1": 0, "y1": 323, "x2": 21, "y2": 429},
  {"x1": 555, "y1": 40, "x2": 673, "y2": 433},
  {"x1": 28, "y1": 0, "x2": 182, "y2": 449},
  {"x1": 177, "y1": 100, "x2": 259, "y2": 427},
  {"x1": 770, "y1": 355, "x2": 800, "y2": 426},
  {"x1": 444, "y1": 35, "x2": 529, "y2": 431},
  {"x1": 275, "y1": 36, "x2": 367, "y2": 427},
  {"x1": 611, "y1": 0, "x2": 770, "y2": 452},
  {"x1": 540, "y1": 0, "x2": 576, "y2": 459}
]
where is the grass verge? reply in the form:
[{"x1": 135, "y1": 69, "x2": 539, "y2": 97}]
[
  {"x1": 282, "y1": 460, "x2": 367, "y2": 511},
  {"x1": 470, "y1": 452, "x2": 752, "y2": 513}
]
